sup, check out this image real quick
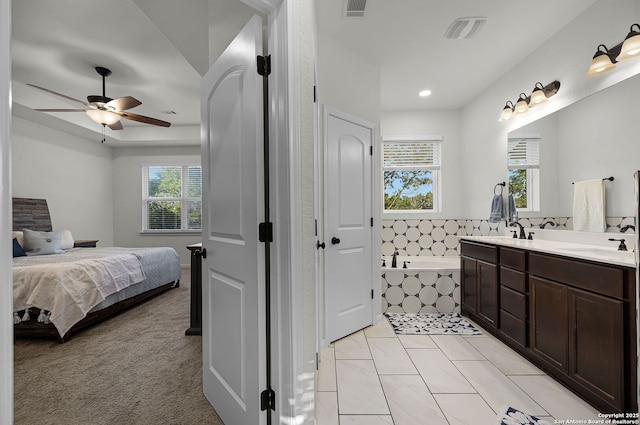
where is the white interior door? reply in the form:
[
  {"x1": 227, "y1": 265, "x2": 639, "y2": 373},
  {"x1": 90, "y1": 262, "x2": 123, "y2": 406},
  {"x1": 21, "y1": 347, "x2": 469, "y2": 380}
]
[
  {"x1": 325, "y1": 108, "x2": 374, "y2": 343},
  {"x1": 201, "y1": 15, "x2": 265, "y2": 425}
]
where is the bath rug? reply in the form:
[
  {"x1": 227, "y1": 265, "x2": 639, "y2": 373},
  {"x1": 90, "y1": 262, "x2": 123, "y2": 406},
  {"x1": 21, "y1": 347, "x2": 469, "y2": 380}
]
[
  {"x1": 385, "y1": 312, "x2": 482, "y2": 335},
  {"x1": 495, "y1": 405, "x2": 552, "y2": 425}
]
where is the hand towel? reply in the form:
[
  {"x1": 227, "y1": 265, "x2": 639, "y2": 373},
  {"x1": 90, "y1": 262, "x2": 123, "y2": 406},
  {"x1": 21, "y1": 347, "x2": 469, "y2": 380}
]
[
  {"x1": 507, "y1": 194, "x2": 517, "y2": 222},
  {"x1": 573, "y1": 179, "x2": 605, "y2": 232},
  {"x1": 489, "y1": 194, "x2": 504, "y2": 223}
]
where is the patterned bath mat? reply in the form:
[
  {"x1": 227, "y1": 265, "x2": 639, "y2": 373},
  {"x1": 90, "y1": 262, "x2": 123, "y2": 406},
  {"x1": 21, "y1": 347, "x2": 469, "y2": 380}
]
[
  {"x1": 385, "y1": 313, "x2": 482, "y2": 335},
  {"x1": 495, "y1": 406, "x2": 552, "y2": 425}
]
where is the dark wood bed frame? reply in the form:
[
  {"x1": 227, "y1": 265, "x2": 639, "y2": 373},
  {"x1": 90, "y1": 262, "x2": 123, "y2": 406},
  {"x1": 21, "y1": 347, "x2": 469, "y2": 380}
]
[{"x1": 12, "y1": 197, "x2": 179, "y2": 342}]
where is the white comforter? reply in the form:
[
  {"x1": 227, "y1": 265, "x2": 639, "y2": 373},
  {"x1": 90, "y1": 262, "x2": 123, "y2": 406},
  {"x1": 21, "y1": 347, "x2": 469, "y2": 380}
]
[{"x1": 13, "y1": 249, "x2": 146, "y2": 337}]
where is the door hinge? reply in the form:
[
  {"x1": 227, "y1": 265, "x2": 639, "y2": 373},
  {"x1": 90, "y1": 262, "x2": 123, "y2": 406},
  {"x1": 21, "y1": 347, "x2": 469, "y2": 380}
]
[
  {"x1": 370, "y1": 145, "x2": 373, "y2": 156},
  {"x1": 261, "y1": 388, "x2": 276, "y2": 411},
  {"x1": 371, "y1": 289, "x2": 374, "y2": 299},
  {"x1": 370, "y1": 217, "x2": 374, "y2": 227},
  {"x1": 314, "y1": 85, "x2": 317, "y2": 103},
  {"x1": 259, "y1": 222, "x2": 273, "y2": 243},
  {"x1": 257, "y1": 55, "x2": 271, "y2": 77}
]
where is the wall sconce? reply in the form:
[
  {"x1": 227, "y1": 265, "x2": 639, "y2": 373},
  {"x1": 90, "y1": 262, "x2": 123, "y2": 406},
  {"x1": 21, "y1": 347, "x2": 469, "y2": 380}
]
[
  {"x1": 498, "y1": 80, "x2": 560, "y2": 122},
  {"x1": 587, "y1": 23, "x2": 640, "y2": 77}
]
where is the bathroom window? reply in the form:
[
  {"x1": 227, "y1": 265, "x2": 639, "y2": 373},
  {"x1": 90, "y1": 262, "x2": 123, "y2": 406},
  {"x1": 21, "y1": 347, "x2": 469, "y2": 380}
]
[
  {"x1": 383, "y1": 136, "x2": 441, "y2": 213},
  {"x1": 141, "y1": 164, "x2": 202, "y2": 232},
  {"x1": 508, "y1": 137, "x2": 540, "y2": 212}
]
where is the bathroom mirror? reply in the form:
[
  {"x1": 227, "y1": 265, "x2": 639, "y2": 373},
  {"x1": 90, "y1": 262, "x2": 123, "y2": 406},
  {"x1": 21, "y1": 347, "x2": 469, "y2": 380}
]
[{"x1": 508, "y1": 72, "x2": 640, "y2": 222}]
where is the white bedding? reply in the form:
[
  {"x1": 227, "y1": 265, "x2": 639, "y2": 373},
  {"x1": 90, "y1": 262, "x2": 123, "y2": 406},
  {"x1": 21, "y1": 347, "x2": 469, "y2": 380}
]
[{"x1": 13, "y1": 249, "x2": 146, "y2": 337}]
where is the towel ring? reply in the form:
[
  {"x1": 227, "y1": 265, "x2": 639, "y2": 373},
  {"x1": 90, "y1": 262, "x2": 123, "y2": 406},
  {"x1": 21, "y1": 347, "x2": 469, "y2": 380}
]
[{"x1": 494, "y1": 182, "x2": 506, "y2": 195}]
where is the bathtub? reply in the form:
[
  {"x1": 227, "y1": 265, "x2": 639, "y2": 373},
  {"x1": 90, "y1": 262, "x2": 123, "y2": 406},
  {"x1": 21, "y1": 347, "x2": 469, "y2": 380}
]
[{"x1": 381, "y1": 256, "x2": 461, "y2": 314}]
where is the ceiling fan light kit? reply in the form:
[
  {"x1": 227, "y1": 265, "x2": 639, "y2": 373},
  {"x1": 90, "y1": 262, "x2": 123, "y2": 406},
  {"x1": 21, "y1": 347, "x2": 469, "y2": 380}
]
[
  {"x1": 28, "y1": 66, "x2": 171, "y2": 138},
  {"x1": 587, "y1": 23, "x2": 640, "y2": 77},
  {"x1": 498, "y1": 80, "x2": 560, "y2": 122}
]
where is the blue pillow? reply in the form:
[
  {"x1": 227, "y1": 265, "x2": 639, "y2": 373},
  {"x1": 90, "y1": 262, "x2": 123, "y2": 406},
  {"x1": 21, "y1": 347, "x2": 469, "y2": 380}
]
[
  {"x1": 22, "y1": 228, "x2": 63, "y2": 255},
  {"x1": 13, "y1": 238, "x2": 26, "y2": 257}
]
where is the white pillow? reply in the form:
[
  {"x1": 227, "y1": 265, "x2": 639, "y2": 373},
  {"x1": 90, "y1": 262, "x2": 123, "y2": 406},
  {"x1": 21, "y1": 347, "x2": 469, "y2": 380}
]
[
  {"x1": 12, "y1": 231, "x2": 23, "y2": 247},
  {"x1": 22, "y1": 229, "x2": 63, "y2": 255},
  {"x1": 60, "y1": 229, "x2": 74, "y2": 250}
]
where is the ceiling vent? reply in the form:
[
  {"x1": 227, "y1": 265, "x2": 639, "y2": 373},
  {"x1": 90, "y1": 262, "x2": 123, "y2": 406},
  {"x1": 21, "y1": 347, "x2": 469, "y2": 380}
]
[
  {"x1": 344, "y1": 0, "x2": 367, "y2": 18},
  {"x1": 445, "y1": 17, "x2": 488, "y2": 39}
]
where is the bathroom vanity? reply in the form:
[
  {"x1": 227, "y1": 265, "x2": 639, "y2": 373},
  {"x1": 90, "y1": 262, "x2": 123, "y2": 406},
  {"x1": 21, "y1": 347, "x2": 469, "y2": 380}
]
[{"x1": 460, "y1": 237, "x2": 637, "y2": 414}]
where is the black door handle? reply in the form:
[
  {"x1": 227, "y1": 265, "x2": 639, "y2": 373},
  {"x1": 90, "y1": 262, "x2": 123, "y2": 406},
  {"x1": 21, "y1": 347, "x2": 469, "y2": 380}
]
[
  {"x1": 316, "y1": 241, "x2": 325, "y2": 250},
  {"x1": 195, "y1": 248, "x2": 207, "y2": 259},
  {"x1": 331, "y1": 237, "x2": 340, "y2": 245}
]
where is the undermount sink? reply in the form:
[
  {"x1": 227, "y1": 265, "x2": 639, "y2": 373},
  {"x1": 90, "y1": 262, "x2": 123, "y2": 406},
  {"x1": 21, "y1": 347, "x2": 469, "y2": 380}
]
[{"x1": 555, "y1": 246, "x2": 634, "y2": 258}]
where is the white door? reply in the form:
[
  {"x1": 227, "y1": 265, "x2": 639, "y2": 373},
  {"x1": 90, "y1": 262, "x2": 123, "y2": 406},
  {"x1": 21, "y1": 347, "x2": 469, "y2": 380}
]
[
  {"x1": 201, "y1": 15, "x2": 265, "y2": 425},
  {"x1": 325, "y1": 109, "x2": 374, "y2": 343}
]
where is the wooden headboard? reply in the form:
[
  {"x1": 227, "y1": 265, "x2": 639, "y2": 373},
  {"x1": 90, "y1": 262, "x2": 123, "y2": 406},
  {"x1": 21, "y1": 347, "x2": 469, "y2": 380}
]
[{"x1": 12, "y1": 198, "x2": 52, "y2": 231}]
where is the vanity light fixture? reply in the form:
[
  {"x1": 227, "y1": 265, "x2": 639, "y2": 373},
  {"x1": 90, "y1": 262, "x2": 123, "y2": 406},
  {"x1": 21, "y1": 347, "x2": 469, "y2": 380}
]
[
  {"x1": 498, "y1": 80, "x2": 560, "y2": 122},
  {"x1": 587, "y1": 23, "x2": 640, "y2": 77}
]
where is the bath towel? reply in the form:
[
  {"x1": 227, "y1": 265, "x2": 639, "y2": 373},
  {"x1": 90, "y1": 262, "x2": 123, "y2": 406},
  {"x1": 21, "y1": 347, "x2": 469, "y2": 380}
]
[
  {"x1": 489, "y1": 194, "x2": 504, "y2": 223},
  {"x1": 507, "y1": 194, "x2": 517, "y2": 222},
  {"x1": 573, "y1": 179, "x2": 605, "y2": 232}
]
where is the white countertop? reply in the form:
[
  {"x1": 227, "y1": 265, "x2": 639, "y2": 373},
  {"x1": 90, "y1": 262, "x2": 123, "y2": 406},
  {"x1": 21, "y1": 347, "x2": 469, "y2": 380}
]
[{"x1": 459, "y1": 235, "x2": 635, "y2": 268}]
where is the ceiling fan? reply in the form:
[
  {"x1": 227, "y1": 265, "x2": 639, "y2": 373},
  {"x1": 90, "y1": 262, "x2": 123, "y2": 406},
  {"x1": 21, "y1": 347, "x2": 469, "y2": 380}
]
[{"x1": 28, "y1": 66, "x2": 171, "y2": 132}]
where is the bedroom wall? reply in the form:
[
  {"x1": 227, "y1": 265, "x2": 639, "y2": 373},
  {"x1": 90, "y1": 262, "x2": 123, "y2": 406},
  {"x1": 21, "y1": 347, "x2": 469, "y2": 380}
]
[
  {"x1": 111, "y1": 146, "x2": 201, "y2": 265},
  {"x1": 11, "y1": 116, "x2": 115, "y2": 245}
]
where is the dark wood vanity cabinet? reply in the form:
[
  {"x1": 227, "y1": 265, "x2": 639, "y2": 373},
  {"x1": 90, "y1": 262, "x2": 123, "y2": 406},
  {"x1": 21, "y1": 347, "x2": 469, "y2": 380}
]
[
  {"x1": 460, "y1": 240, "x2": 637, "y2": 414},
  {"x1": 461, "y1": 241, "x2": 498, "y2": 329}
]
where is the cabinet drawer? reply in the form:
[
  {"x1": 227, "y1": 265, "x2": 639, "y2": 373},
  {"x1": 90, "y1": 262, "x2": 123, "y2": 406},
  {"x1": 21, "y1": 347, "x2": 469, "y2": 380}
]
[
  {"x1": 461, "y1": 241, "x2": 497, "y2": 263},
  {"x1": 501, "y1": 286, "x2": 526, "y2": 319},
  {"x1": 529, "y1": 253, "x2": 623, "y2": 299},
  {"x1": 500, "y1": 247, "x2": 526, "y2": 270},
  {"x1": 501, "y1": 267, "x2": 526, "y2": 292},
  {"x1": 500, "y1": 310, "x2": 526, "y2": 347}
]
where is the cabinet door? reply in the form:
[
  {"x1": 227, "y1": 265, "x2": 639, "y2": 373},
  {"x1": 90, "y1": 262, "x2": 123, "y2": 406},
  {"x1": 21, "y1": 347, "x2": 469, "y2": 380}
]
[
  {"x1": 530, "y1": 276, "x2": 568, "y2": 372},
  {"x1": 569, "y1": 288, "x2": 624, "y2": 411},
  {"x1": 461, "y1": 256, "x2": 477, "y2": 314},
  {"x1": 477, "y1": 261, "x2": 498, "y2": 327}
]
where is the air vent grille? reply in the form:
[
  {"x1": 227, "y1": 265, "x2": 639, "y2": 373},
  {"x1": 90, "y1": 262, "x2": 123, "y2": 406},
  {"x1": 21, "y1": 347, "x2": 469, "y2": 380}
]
[
  {"x1": 345, "y1": 0, "x2": 367, "y2": 18},
  {"x1": 445, "y1": 17, "x2": 488, "y2": 39}
]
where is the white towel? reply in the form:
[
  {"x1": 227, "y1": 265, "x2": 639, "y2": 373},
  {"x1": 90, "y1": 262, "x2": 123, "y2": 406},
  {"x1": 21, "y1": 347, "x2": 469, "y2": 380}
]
[{"x1": 573, "y1": 179, "x2": 605, "y2": 232}]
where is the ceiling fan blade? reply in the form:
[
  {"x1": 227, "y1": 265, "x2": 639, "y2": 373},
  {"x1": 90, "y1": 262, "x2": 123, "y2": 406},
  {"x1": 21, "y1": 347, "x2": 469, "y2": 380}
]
[
  {"x1": 108, "y1": 121, "x2": 124, "y2": 131},
  {"x1": 27, "y1": 84, "x2": 91, "y2": 107},
  {"x1": 115, "y1": 111, "x2": 171, "y2": 127},
  {"x1": 107, "y1": 96, "x2": 142, "y2": 111},
  {"x1": 34, "y1": 108, "x2": 88, "y2": 112}
]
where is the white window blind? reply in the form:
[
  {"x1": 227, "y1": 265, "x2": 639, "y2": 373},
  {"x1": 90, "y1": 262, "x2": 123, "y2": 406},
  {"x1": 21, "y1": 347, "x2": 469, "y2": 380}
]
[
  {"x1": 383, "y1": 140, "x2": 441, "y2": 171},
  {"x1": 141, "y1": 164, "x2": 202, "y2": 231},
  {"x1": 508, "y1": 138, "x2": 539, "y2": 170}
]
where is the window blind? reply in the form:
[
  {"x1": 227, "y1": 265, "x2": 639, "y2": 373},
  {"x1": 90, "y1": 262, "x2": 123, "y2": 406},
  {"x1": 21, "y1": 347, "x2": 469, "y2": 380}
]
[
  {"x1": 383, "y1": 140, "x2": 441, "y2": 171},
  {"x1": 508, "y1": 138, "x2": 539, "y2": 170}
]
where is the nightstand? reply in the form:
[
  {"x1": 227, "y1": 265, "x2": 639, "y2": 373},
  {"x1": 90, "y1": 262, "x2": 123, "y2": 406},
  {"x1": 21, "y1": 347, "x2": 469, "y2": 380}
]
[{"x1": 74, "y1": 239, "x2": 99, "y2": 248}]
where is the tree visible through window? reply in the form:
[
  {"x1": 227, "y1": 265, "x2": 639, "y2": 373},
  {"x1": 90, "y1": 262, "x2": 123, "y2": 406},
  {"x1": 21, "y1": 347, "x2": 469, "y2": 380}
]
[
  {"x1": 142, "y1": 165, "x2": 202, "y2": 231},
  {"x1": 508, "y1": 137, "x2": 539, "y2": 211},
  {"x1": 383, "y1": 138, "x2": 441, "y2": 212}
]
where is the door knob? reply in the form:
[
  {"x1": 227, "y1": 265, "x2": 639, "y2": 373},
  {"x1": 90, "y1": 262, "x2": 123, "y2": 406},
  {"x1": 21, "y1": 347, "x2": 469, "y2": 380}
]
[{"x1": 331, "y1": 237, "x2": 340, "y2": 245}]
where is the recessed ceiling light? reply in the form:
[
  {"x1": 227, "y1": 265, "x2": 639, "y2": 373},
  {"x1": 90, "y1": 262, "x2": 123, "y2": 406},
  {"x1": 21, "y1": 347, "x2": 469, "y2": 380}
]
[{"x1": 419, "y1": 90, "x2": 432, "y2": 97}]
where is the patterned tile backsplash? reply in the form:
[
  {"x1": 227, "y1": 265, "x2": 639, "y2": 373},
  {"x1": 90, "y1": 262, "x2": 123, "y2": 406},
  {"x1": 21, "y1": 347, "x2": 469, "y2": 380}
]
[{"x1": 381, "y1": 216, "x2": 635, "y2": 257}]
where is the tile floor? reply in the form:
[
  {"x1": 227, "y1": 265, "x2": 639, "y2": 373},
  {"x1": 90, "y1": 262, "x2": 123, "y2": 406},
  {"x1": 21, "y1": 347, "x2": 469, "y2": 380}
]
[{"x1": 315, "y1": 318, "x2": 602, "y2": 425}]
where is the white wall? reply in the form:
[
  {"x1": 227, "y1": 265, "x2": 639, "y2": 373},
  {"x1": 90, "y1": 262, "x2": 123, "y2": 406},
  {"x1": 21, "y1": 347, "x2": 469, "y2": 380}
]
[
  {"x1": 460, "y1": 0, "x2": 640, "y2": 219},
  {"x1": 381, "y1": 109, "x2": 463, "y2": 218},
  {"x1": 111, "y1": 146, "x2": 201, "y2": 265},
  {"x1": 11, "y1": 116, "x2": 115, "y2": 245}
]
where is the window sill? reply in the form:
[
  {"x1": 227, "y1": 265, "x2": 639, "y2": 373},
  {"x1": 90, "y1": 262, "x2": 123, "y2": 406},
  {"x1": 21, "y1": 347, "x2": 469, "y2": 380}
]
[
  {"x1": 383, "y1": 210, "x2": 441, "y2": 220},
  {"x1": 140, "y1": 230, "x2": 202, "y2": 236}
]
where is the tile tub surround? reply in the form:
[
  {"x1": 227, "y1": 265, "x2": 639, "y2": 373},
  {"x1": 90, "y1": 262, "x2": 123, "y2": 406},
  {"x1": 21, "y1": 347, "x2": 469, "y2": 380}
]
[{"x1": 381, "y1": 217, "x2": 635, "y2": 257}]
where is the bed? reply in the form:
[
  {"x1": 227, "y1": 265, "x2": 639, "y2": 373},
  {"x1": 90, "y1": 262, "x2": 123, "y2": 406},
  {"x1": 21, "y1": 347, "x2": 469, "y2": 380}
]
[{"x1": 12, "y1": 197, "x2": 181, "y2": 342}]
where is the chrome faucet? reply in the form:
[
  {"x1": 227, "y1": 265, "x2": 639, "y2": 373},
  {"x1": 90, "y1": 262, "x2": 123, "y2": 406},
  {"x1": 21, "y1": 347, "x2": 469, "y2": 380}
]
[
  {"x1": 510, "y1": 220, "x2": 527, "y2": 239},
  {"x1": 392, "y1": 251, "x2": 398, "y2": 268},
  {"x1": 540, "y1": 221, "x2": 556, "y2": 229},
  {"x1": 620, "y1": 225, "x2": 635, "y2": 233}
]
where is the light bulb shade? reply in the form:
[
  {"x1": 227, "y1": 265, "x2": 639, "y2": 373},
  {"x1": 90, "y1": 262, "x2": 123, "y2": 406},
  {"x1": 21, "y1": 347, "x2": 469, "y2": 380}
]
[
  {"x1": 528, "y1": 86, "x2": 547, "y2": 106},
  {"x1": 616, "y1": 26, "x2": 640, "y2": 61},
  {"x1": 86, "y1": 109, "x2": 121, "y2": 126},
  {"x1": 514, "y1": 94, "x2": 530, "y2": 115},
  {"x1": 586, "y1": 50, "x2": 616, "y2": 77},
  {"x1": 498, "y1": 101, "x2": 514, "y2": 122}
]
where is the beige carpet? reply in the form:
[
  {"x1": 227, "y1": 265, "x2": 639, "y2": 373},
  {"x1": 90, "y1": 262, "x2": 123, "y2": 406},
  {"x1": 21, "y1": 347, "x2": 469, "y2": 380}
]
[{"x1": 14, "y1": 269, "x2": 224, "y2": 425}]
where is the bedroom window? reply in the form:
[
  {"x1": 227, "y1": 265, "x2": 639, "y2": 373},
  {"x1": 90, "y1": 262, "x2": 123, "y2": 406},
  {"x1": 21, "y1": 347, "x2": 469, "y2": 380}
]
[{"x1": 142, "y1": 165, "x2": 202, "y2": 232}]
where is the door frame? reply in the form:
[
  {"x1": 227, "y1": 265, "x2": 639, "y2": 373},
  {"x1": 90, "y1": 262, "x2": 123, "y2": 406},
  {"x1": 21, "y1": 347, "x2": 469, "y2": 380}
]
[{"x1": 318, "y1": 106, "x2": 381, "y2": 349}]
